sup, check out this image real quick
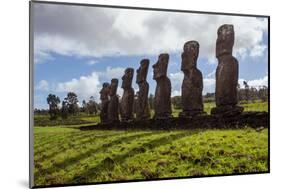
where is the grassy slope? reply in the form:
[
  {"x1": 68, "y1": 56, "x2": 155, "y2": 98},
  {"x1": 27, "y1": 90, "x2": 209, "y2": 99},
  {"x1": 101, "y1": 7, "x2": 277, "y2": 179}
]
[
  {"x1": 34, "y1": 127, "x2": 268, "y2": 186},
  {"x1": 33, "y1": 101, "x2": 269, "y2": 186}
]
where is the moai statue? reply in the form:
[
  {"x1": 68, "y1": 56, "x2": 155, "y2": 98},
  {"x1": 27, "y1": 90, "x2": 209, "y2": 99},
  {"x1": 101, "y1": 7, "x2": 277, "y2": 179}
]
[
  {"x1": 136, "y1": 59, "x2": 151, "y2": 120},
  {"x1": 99, "y1": 82, "x2": 110, "y2": 124},
  {"x1": 153, "y1": 53, "x2": 172, "y2": 119},
  {"x1": 108, "y1": 78, "x2": 120, "y2": 123},
  {"x1": 179, "y1": 41, "x2": 205, "y2": 118},
  {"x1": 120, "y1": 68, "x2": 135, "y2": 122},
  {"x1": 211, "y1": 24, "x2": 244, "y2": 115}
]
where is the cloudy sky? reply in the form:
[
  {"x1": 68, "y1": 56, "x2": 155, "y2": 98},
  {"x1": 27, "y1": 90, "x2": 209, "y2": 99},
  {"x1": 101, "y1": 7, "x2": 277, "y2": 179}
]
[{"x1": 33, "y1": 3, "x2": 268, "y2": 109}]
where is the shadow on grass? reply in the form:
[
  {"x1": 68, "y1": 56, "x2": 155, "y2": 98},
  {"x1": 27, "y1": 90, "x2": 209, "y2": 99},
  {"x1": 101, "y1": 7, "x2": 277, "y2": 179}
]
[
  {"x1": 34, "y1": 131, "x2": 159, "y2": 181},
  {"x1": 35, "y1": 133, "x2": 123, "y2": 162},
  {"x1": 34, "y1": 130, "x2": 120, "y2": 155},
  {"x1": 34, "y1": 131, "x2": 88, "y2": 150},
  {"x1": 69, "y1": 130, "x2": 201, "y2": 183}
]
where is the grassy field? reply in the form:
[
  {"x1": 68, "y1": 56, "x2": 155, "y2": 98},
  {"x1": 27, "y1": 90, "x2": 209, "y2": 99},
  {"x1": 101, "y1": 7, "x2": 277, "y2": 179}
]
[
  {"x1": 34, "y1": 127, "x2": 268, "y2": 186},
  {"x1": 33, "y1": 101, "x2": 269, "y2": 186},
  {"x1": 34, "y1": 101, "x2": 268, "y2": 127}
]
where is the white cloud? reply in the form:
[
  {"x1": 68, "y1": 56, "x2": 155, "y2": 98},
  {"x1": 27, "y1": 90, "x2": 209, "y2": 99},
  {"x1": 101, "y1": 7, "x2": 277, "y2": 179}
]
[
  {"x1": 36, "y1": 66, "x2": 126, "y2": 102},
  {"x1": 34, "y1": 50, "x2": 54, "y2": 64},
  {"x1": 170, "y1": 72, "x2": 184, "y2": 92},
  {"x1": 172, "y1": 90, "x2": 181, "y2": 96},
  {"x1": 55, "y1": 72, "x2": 101, "y2": 100},
  {"x1": 34, "y1": 4, "x2": 268, "y2": 63},
  {"x1": 206, "y1": 69, "x2": 216, "y2": 78},
  {"x1": 203, "y1": 78, "x2": 216, "y2": 94},
  {"x1": 239, "y1": 75, "x2": 268, "y2": 88},
  {"x1": 35, "y1": 80, "x2": 49, "y2": 91},
  {"x1": 250, "y1": 45, "x2": 267, "y2": 57},
  {"x1": 87, "y1": 60, "x2": 98, "y2": 65},
  {"x1": 104, "y1": 67, "x2": 125, "y2": 79}
]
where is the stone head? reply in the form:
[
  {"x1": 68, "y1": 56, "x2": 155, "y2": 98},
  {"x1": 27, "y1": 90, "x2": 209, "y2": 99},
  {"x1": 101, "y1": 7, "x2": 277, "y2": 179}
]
[
  {"x1": 181, "y1": 40, "x2": 199, "y2": 72},
  {"x1": 109, "y1": 79, "x2": 118, "y2": 96},
  {"x1": 121, "y1": 68, "x2": 134, "y2": 89},
  {"x1": 153, "y1": 53, "x2": 169, "y2": 80},
  {"x1": 100, "y1": 82, "x2": 110, "y2": 99},
  {"x1": 136, "y1": 59, "x2": 149, "y2": 84},
  {"x1": 216, "y1": 24, "x2": 234, "y2": 57}
]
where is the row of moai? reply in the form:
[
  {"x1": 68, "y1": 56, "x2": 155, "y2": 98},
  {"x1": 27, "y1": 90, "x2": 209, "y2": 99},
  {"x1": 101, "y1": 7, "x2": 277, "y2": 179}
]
[{"x1": 99, "y1": 24, "x2": 244, "y2": 124}]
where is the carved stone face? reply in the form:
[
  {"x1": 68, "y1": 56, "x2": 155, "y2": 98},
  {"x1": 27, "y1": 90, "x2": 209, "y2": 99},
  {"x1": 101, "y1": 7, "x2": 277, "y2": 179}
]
[
  {"x1": 216, "y1": 24, "x2": 234, "y2": 57},
  {"x1": 153, "y1": 53, "x2": 169, "y2": 80},
  {"x1": 181, "y1": 41, "x2": 199, "y2": 72},
  {"x1": 136, "y1": 59, "x2": 149, "y2": 84},
  {"x1": 100, "y1": 82, "x2": 110, "y2": 99},
  {"x1": 121, "y1": 68, "x2": 134, "y2": 89},
  {"x1": 109, "y1": 79, "x2": 118, "y2": 96}
]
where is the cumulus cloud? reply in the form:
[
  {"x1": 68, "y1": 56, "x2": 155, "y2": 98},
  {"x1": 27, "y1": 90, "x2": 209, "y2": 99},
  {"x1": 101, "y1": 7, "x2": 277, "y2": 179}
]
[
  {"x1": 86, "y1": 60, "x2": 98, "y2": 65},
  {"x1": 203, "y1": 78, "x2": 216, "y2": 94},
  {"x1": 55, "y1": 72, "x2": 101, "y2": 100},
  {"x1": 170, "y1": 72, "x2": 184, "y2": 91},
  {"x1": 35, "y1": 80, "x2": 49, "y2": 91},
  {"x1": 35, "y1": 66, "x2": 127, "y2": 102},
  {"x1": 33, "y1": 3, "x2": 268, "y2": 63},
  {"x1": 34, "y1": 51, "x2": 54, "y2": 64},
  {"x1": 239, "y1": 75, "x2": 268, "y2": 88},
  {"x1": 104, "y1": 67, "x2": 125, "y2": 79}
]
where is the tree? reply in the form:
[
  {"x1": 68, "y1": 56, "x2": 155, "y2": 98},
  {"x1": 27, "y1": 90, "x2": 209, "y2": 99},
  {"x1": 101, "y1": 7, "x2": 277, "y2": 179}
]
[
  {"x1": 171, "y1": 96, "x2": 182, "y2": 109},
  {"x1": 81, "y1": 100, "x2": 87, "y2": 113},
  {"x1": 64, "y1": 92, "x2": 79, "y2": 115},
  {"x1": 46, "y1": 94, "x2": 60, "y2": 120},
  {"x1": 259, "y1": 86, "x2": 268, "y2": 102},
  {"x1": 249, "y1": 87, "x2": 258, "y2": 102},
  {"x1": 87, "y1": 96, "x2": 97, "y2": 115},
  {"x1": 61, "y1": 100, "x2": 68, "y2": 119},
  {"x1": 243, "y1": 81, "x2": 250, "y2": 102}
]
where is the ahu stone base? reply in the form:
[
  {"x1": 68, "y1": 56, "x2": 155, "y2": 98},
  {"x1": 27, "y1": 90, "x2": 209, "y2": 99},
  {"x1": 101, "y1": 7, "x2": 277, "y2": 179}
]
[{"x1": 79, "y1": 111, "x2": 268, "y2": 131}]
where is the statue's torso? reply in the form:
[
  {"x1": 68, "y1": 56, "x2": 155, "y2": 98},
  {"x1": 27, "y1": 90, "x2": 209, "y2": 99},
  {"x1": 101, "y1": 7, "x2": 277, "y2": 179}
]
[
  {"x1": 182, "y1": 69, "x2": 203, "y2": 111},
  {"x1": 216, "y1": 55, "x2": 238, "y2": 106},
  {"x1": 136, "y1": 82, "x2": 150, "y2": 119},
  {"x1": 108, "y1": 95, "x2": 119, "y2": 122},
  {"x1": 120, "y1": 88, "x2": 134, "y2": 120},
  {"x1": 154, "y1": 77, "x2": 172, "y2": 118}
]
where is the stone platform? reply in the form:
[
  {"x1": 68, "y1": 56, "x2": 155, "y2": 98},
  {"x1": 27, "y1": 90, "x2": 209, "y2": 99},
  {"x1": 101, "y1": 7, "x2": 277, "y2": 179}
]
[{"x1": 78, "y1": 111, "x2": 269, "y2": 131}]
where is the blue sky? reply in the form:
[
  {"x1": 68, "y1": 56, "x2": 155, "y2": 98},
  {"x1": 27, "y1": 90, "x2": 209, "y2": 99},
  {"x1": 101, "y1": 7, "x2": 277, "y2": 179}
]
[{"x1": 33, "y1": 3, "x2": 268, "y2": 109}]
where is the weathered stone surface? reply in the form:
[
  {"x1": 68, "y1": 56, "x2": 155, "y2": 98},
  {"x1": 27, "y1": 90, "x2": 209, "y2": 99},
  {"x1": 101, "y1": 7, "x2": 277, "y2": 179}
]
[
  {"x1": 108, "y1": 79, "x2": 119, "y2": 123},
  {"x1": 120, "y1": 68, "x2": 135, "y2": 122},
  {"x1": 153, "y1": 53, "x2": 172, "y2": 119},
  {"x1": 179, "y1": 41, "x2": 205, "y2": 118},
  {"x1": 211, "y1": 24, "x2": 244, "y2": 115},
  {"x1": 99, "y1": 82, "x2": 110, "y2": 124},
  {"x1": 136, "y1": 59, "x2": 151, "y2": 120}
]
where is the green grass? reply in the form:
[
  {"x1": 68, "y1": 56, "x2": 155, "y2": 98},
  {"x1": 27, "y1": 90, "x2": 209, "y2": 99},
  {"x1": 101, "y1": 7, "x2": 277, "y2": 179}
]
[
  {"x1": 34, "y1": 101, "x2": 268, "y2": 127},
  {"x1": 241, "y1": 101, "x2": 268, "y2": 112},
  {"x1": 34, "y1": 114, "x2": 100, "y2": 127},
  {"x1": 34, "y1": 127, "x2": 268, "y2": 186},
  {"x1": 33, "y1": 100, "x2": 268, "y2": 186},
  {"x1": 173, "y1": 100, "x2": 268, "y2": 116}
]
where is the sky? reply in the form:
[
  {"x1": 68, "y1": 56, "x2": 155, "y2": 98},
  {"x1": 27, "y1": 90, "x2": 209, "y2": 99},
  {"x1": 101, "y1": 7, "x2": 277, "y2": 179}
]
[{"x1": 33, "y1": 3, "x2": 269, "y2": 109}]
